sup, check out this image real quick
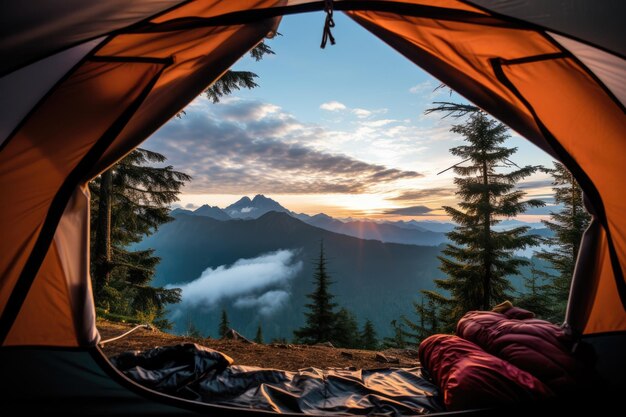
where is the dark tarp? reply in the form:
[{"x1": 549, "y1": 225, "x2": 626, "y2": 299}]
[{"x1": 111, "y1": 343, "x2": 444, "y2": 415}]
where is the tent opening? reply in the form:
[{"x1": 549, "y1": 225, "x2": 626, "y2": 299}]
[{"x1": 1, "y1": 1, "x2": 624, "y2": 416}]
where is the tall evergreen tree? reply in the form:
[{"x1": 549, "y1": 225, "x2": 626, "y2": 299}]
[
  {"x1": 383, "y1": 319, "x2": 407, "y2": 349},
  {"x1": 218, "y1": 309, "x2": 230, "y2": 338},
  {"x1": 293, "y1": 241, "x2": 338, "y2": 344},
  {"x1": 536, "y1": 162, "x2": 590, "y2": 321},
  {"x1": 91, "y1": 40, "x2": 276, "y2": 326},
  {"x1": 516, "y1": 259, "x2": 552, "y2": 318},
  {"x1": 90, "y1": 148, "x2": 190, "y2": 327},
  {"x1": 360, "y1": 319, "x2": 379, "y2": 350},
  {"x1": 255, "y1": 324, "x2": 264, "y2": 344},
  {"x1": 423, "y1": 112, "x2": 545, "y2": 331},
  {"x1": 332, "y1": 308, "x2": 360, "y2": 348}
]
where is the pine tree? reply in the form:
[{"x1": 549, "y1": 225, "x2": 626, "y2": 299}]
[
  {"x1": 360, "y1": 319, "x2": 379, "y2": 350},
  {"x1": 293, "y1": 241, "x2": 338, "y2": 344},
  {"x1": 90, "y1": 148, "x2": 190, "y2": 327},
  {"x1": 536, "y1": 162, "x2": 590, "y2": 321},
  {"x1": 383, "y1": 319, "x2": 407, "y2": 349},
  {"x1": 423, "y1": 113, "x2": 545, "y2": 331},
  {"x1": 332, "y1": 308, "x2": 360, "y2": 348},
  {"x1": 403, "y1": 297, "x2": 438, "y2": 346},
  {"x1": 92, "y1": 40, "x2": 275, "y2": 321},
  {"x1": 203, "y1": 42, "x2": 275, "y2": 103},
  {"x1": 218, "y1": 309, "x2": 230, "y2": 338},
  {"x1": 255, "y1": 324, "x2": 264, "y2": 344},
  {"x1": 516, "y1": 259, "x2": 552, "y2": 318}
]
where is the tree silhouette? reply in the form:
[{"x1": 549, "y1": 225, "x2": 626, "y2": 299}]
[
  {"x1": 255, "y1": 324, "x2": 264, "y2": 344},
  {"x1": 219, "y1": 309, "x2": 230, "y2": 338},
  {"x1": 360, "y1": 319, "x2": 379, "y2": 350},
  {"x1": 293, "y1": 240, "x2": 338, "y2": 344},
  {"x1": 90, "y1": 148, "x2": 189, "y2": 327},
  {"x1": 516, "y1": 259, "x2": 552, "y2": 319},
  {"x1": 333, "y1": 308, "x2": 360, "y2": 348},
  {"x1": 536, "y1": 162, "x2": 590, "y2": 321},
  {"x1": 383, "y1": 319, "x2": 407, "y2": 349},
  {"x1": 403, "y1": 297, "x2": 438, "y2": 346}
]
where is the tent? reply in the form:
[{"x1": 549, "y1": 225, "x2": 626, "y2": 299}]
[{"x1": 1, "y1": 0, "x2": 624, "y2": 414}]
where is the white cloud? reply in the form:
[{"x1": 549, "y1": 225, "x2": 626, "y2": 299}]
[
  {"x1": 352, "y1": 108, "x2": 372, "y2": 118},
  {"x1": 362, "y1": 119, "x2": 397, "y2": 128},
  {"x1": 409, "y1": 80, "x2": 434, "y2": 94},
  {"x1": 169, "y1": 250, "x2": 303, "y2": 313},
  {"x1": 320, "y1": 101, "x2": 347, "y2": 111},
  {"x1": 233, "y1": 290, "x2": 290, "y2": 316}
]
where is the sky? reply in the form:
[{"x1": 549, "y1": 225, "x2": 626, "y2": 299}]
[{"x1": 143, "y1": 12, "x2": 556, "y2": 221}]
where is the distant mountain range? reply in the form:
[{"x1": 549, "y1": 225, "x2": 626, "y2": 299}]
[
  {"x1": 171, "y1": 194, "x2": 550, "y2": 247},
  {"x1": 136, "y1": 212, "x2": 445, "y2": 341},
  {"x1": 136, "y1": 194, "x2": 549, "y2": 341}
]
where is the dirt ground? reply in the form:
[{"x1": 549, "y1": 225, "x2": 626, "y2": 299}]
[{"x1": 97, "y1": 319, "x2": 421, "y2": 371}]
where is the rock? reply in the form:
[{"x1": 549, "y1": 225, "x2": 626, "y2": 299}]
[
  {"x1": 340, "y1": 351, "x2": 354, "y2": 359},
  {"x1": 315, "y1": 341, "x2": 334, "y2": 348},
  {"x1": 223, "y1": 329, "x2": 253, "y2": 344},
  {"x1": 375, "y1": 353, "x2": 400, "y2": 364}
]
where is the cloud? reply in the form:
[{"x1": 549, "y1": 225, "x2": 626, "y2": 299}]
[
  {"x1": 184, "y1": 203, "x2": 197, "y2": 209},
  {"x1": 387, "y1": 188, "x2": 455, "y2": 201},
  {"x1": 320, "y1": 101, "x2": 346, "y2": 111},
  {"x1": 233, "y1": 290, "x2": 290, "y2": 316},
  {"x1": 320, "y1": 101, "x2": 386, "y2": 119},
  {"x1": 352, "y1": 108, "x2": 371, "y2": 118},
  {"x1": 383, "y1": 205, "x2": 437, "y2": 216},
  {"x1": 409, "y1": 81, "x2": 434, "y2": 94},
  {"x1": 148, "y1": 98, "x2": 422, "y2": 194},
  {"x1": 362, "y1": 119, "x2": 397, "y2": 128},
  {"x1": 169, "y1": 250, "x2": 302, "y2": 315}
]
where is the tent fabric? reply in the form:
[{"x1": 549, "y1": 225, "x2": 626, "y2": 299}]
[
  {"x1": 418, "y1": 334, "x2": 553, "y2": 411},
  {"x1": 0, "y1": 0, "x2": 624, "y2": 351},
  {"x1": 345, "y1": 6, "x2": 626, "y2": 336},
  {"x1": 110, "y1": 343, "x2": 444, "y2": 415}
]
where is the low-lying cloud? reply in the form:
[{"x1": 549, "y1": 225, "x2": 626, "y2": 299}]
[
  {"x1": 233, "y1": 290, "x2": 290, "y2": 315},
  {"x1": 169, "y1": 250, "x2": 302, "y2": 317}
]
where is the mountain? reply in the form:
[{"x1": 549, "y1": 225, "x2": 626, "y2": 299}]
[
  {"x1": 193, "y1": 204, "x2": 231, "y2": 221},
  {"x1": 225, "y1": 194, "x2": 291, "y2": 219},
  {"x1": 492, "y1": 219, "x2": 545, "y2": 230},
  {"x1": 136, "y1": 212, "x2": 444, "y2": 341},
  {"x1": 171, "y1": 208, "x2": 194, "y2": 216},
  {"x1": 304, "y1": 216, "x2": 449, "y2": 246}
]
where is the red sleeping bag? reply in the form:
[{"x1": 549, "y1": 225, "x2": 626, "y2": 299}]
[
  {"x1": 457, "y1": 309, "x2": 585, "y2": 394},
  {"x1": 419, "y1": 334, "x2": 553, "y2": 411}
]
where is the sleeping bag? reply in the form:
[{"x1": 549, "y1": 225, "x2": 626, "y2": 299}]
[
  {"x1": 457, "y1": 307, "x2": 586, "y2": 393},
  {"x1": 418, "y1": 334, "x2": 553, "y2": 410}
]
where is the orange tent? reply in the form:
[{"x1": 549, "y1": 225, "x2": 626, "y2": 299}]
[{"x1": 1, "y1": 0, "x2": 624, "y2": 414}]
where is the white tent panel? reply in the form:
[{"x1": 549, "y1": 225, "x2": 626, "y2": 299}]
[
  {"x1": 0, "y1": 0, "x2": 183, "y2": 75},
  {"x1": 468, "y1": 0, "x2": 626, "y2": 56},
  {"x1": 0, "y1": 38, "x2": 104, "y2": 145},
  {"x1": 550, "y1": 32, "x2": 626, "y2": 108}
]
